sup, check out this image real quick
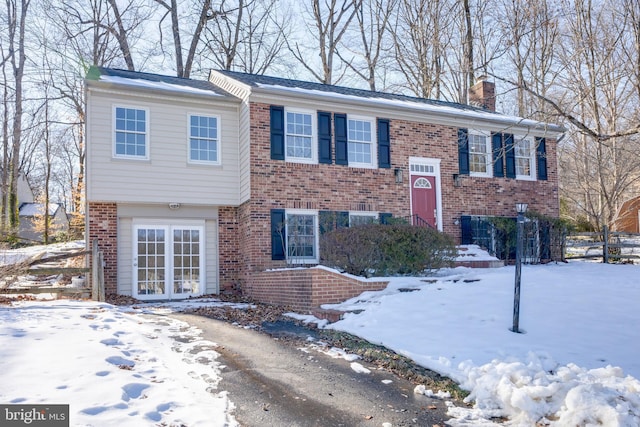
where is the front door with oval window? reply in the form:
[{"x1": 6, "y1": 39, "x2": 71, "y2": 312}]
[{"x1": 411, "y1": 175, "x2": 437, "y2": 227}]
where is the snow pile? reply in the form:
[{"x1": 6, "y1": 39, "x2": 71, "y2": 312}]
[
  {"x1": 451, "y1": 355, "x2": 640, "y2": 426},
  {"x1": 0, "y1": 301, "x2": 236, "y2": 426},
  {"x1": 324, "y1": 262, "x2": 640, "y2": 426},
  {"x1": 414, "y1": 385, "x2": 451, "y2": 399},
  {"x1": 455, "y1": 244, "x2": 501, "y2": 262}
]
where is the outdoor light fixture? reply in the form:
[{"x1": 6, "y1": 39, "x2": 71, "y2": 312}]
[
  {"x1": 394, "y1": 168, "x2": 403, "y2": 183},
  {"x1": 512, "y1": 202, "x2": 528, "y2": 333},
  {"x1": 516, "y1": 203, "x2": 528, "y2": 214},
  {"x1": 453, "y1": 173, "x2": 462, "y2": 187}
]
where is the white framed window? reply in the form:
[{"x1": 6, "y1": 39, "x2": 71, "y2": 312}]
[
  {"x1": 286, "y1": 209, "x2": 319, "y2": 263},
  {"x1": 285, "y1": 108, "x2": 316, "y2": 163},
  {"x1": 348, "y1": 115, "x2": 376, "y2": 168},
  {"x1": 189, "y1": 114, "x2": 220, "y2": 164},
  {"x1": 515, "y1": 136, "x2": 535, "y2": 180},
  {"x1": 469, "y1": 132, "x2": 491, "y2": 176},
  {"x1": 349, "y1": 211, "x2": 378, "y2": 227},
  {"x1": 114, "y1": 105, "x2": 148, "y2": 159}
]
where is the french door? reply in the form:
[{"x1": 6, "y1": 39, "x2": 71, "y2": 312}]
[{"x1": 133, "y1": 224, "x2": 204, "y2": 300}]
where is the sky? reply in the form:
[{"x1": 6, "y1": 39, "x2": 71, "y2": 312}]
[{"x1": 1, "y1": 243, "x2": 639, "y2": 426}]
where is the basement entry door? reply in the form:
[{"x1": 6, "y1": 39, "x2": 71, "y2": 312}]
[{"x1": 133, "y1": 223, "x2": 204, "y2": 300}]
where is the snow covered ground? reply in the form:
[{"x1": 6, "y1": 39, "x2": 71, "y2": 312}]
[
  {"x1": 2, "y1": 242, "x2": 639, "y2": 426},
  {"x1": 317, "y1": 260, "x2": 640, "y2": 426},
  {"x1": 0, "y1": 300, "x2": 237, "y2": 426}
]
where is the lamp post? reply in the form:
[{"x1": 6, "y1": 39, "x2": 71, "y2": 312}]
[{"x1": 512, "y1": 202, "x2": 528, "y2": 333}]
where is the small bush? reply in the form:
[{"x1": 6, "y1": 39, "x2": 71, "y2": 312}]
[{"x1": 320, "y1": 224, "x2": 457, "y2": 277}]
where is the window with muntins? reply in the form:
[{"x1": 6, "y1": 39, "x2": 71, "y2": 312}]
[
  {"x1": 469, "y1": 133, "x2": 491, "y2": 176},
  {"x1": 286, "y1": 109, "x2": 315, "y2": 162},
  {"x1": 515, "y1": 136, "x2": 535, "y2": 179},
  {"x1": 349, "y1": 212, "x2": 377, "y2": 226},
  {"x1": 189, "y1": 115, "x2": 219, "y2": 164},
  {"x1": 115, "y1": 106, "x2": 147, "y2": 158},
  {"x1": 348, "y1": 117, "x2": 375, "y2": 167},
  {"x1": 286, "y1": 211, "x2": 318, "y2": 263}
]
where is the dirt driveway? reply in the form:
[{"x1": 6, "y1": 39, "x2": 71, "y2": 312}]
[{"x1": 172, "y1": 313, "x2": 452, "y2": 427}]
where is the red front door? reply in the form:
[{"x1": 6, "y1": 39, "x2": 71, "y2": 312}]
[{"x1": 411, "y1": 175, "x2": 437, "y2": 227}]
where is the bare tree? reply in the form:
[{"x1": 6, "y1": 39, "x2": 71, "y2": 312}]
[
  {"x1": 203, "y1": 0, "x2": 290, "y2": 74},
  {"x1": 3, "y1": 0, "x2": 31, "y2": 235},
  {"x1": 287, "y1": 0, "x2": 360, "y2": 85},
  {"x1": 337, "y1": 0, "x2": 396, "y2": 91},
  {"x1": 153, "y1": 0, "x2": 218, "y2": 77},
  {"x1": 390, "y1": 0, "x2": 456, "y2": 99}
]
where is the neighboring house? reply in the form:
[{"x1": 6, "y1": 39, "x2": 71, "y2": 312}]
[
  {"x1": 85, "y1": 66, "x2": 564, "y2": 308},
  {"x1": 18, "y1": 203, "x2": 70, "y2": 242},
  {"x1": 614, "y1": 196, "x2": 640, "y2": 233}
]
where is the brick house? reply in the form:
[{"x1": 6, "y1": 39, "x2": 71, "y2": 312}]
[
  {"x1": 614, "y1": 196, "x2": 640, "y2": 233},
  {"x1": 85, "y1": 67, "x2": 563, "y2": 309}
]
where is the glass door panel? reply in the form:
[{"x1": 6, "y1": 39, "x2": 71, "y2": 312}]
[
  {"x1": 135, "y1": 227, "x2": 168, "y2": 297},
  {"x1": 173, "y1": 228, "x2": 201, "y2": 296}
]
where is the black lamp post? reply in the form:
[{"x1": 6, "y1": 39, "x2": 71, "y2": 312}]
[{"x1": 511, "y1": 202, "x2": 528, "y2": 333}]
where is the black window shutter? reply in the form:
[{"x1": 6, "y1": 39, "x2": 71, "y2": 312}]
[
  {"x1": 270, "y1": 106, "x2": 285, "y2": 160},
  {"x1": 337, "y1": 211, "x2": 349, "y2": 228},
  {"x1": 379, "y1": 213, "x2": 393, "y2": 225},
  {"x1": 492, "y1": 133, "x2": 504, "y2": 177},
  {"x1": 318, "y1": 111, "x2": 332, "y2": 164},
  {"x1": 334, "y1": 113, "x2": 348, "y2": 165},
  {"x1": 504, "y1": 133, "x2": 516, "y2": 178},
  {"x1": 461, "y1": 215, "x2": 473, "y2": 244},
  {"x1": 270, "y1": 209, "x2": 286, "y2": 260},
  {"x1": 377, "y1": 118, "x2": 391, "y2": 169},
  {"x1": 458, "y1": 128, "x2": 470, "y2": 175},
  {"x1": 319, "y1": 210, "x2": 333, "y2": 234},
  {"x1": 536, "y1": 137, "x2": 548, "y2": 181}
]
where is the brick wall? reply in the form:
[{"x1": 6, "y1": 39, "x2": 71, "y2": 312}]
[
  {"x1": 235, "y1": 102, "x2": 559, "y2": 278},
  {"x1": 246, "y1": 267, "x2": 388, "y2": 311},
  {"x1": 87, "y1": 202, "x2": 118, "y2": 294},
  {"x1": 218, "y1": 206, "x2": 240, "y2": 292}
]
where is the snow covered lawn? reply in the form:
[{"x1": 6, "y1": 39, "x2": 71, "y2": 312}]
[
  {"x1": 2, "y1": 241, "x2": 639, "y2": 426},
  {"x1": 0, "y1": 300, "x2": 236, "y2": 427},
  {"x1": 320, "y1": 261, "x2": 640, "y2": 426}
]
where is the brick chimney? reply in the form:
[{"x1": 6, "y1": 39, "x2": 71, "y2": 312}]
[{"x1": 469, "y1": 76, "x2": 496, "y2": 112}]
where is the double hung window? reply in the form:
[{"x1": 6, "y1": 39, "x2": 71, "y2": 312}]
[
  {"x1": 515, "y1": 136, "x2": 535, "y2": 179},
  {"x1": 114, "y1": 106, "x2": 147, "y2": 158},
  {"x1": 469, "y1": 132, "x2": 491, "y2": 176},
  {"x1": 348, "y1": 117, "x2": 375, "y2": 167},
  {"x1": 285, "y1": 109, "x2": 315, "y2": 162},
  {"x1": 349, "y1": 212, "x2": 377, "y2": 226},
  {"x1": 286, "y1": 210, "x2": 318, "y2": 263},
  {"x1": 189, "y1": 115, "x2": 220, "y2": 164}
]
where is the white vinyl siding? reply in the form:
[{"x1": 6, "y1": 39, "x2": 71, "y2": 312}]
[{"x1": 87, "y1": 89, "x2": 240, "y2": 205}]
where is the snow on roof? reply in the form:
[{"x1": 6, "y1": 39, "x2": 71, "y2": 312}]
[
  {"x1": 19, "y1": 203, "x2": 60, "y2": 217},
  {"x1": 215, "y1": 69, "x2": 564, "y2": 133},
  {"x1": 88, "y1": 67, "x2": 234, "y2": 98}
]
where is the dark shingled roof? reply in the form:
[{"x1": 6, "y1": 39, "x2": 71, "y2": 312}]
[
  {"x1": 88, "y1": 66, "x2": 235, "y2": 97},
  {"x1": 215, "y1": 69, "x2": 494, "y2": 114}
]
